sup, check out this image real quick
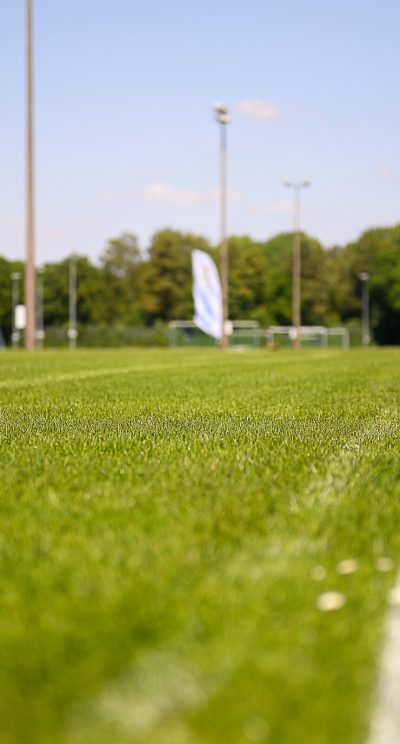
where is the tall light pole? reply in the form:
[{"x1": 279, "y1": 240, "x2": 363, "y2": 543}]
[
  {"x1": 358, "y1": 272, "x2": 370, "y2": 346},
  {"x1": 68, "y1": 254, "x2": 78, "y2": 349},
  {"x1": 11, "y1": 272, "x2": 21, "y2": 349},
  {"x1": 283, "y1": 180, "x2": 311, "y2": 349},
  {"x1": 212, "y1": 103, "x2": 230, "y2": 350},
  {"x1": 25, "y1": 0, "x2": 36, "y2": 350},
  {"x1": 36, "y1": 266, "x2": 45, "y2": 348}
]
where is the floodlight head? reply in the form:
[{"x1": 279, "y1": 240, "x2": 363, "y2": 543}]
[
  {"x1": 212, "y1": 103, "x2": 228, "y2": 115},
  {"x1": 283, "y1": 179, "x2": 311, "y2": 189},
  {"x1": 211, "y1": 103, "x2": 230, "y2": 124},
  {"x1": 358, "y1": 272, "x2": 369, "y2": 281}
]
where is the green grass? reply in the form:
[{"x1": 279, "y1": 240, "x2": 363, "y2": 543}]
[{"x1": 0, "y1": 348, "x2": 399, "y2": 744}]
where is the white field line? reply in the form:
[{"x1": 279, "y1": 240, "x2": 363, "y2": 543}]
[
  {"x1": 366, "y1": 574, "x2": 400, "y2": 744},
  {"x1": 65, "y1": 418, "x2": 394, "y2": 742},
  {"x1": 304, "y1": 417, "x2": 394, "y2": 512},
  {"x1": 0, "y1": 359, "x2": 216, "y2": 391}
]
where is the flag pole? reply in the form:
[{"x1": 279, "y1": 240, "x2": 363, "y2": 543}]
[{"x1": 25, "y1": 0, "x2": 36, "y2": 350}]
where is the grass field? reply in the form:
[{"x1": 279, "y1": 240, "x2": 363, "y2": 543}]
[{"x1": 0, "y1": 348, "x2": 399, "y2": 744}]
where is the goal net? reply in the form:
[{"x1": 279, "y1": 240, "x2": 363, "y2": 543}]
[
  {"x1": 265, "y1": 326, "x2": 349, "y2": 349},
  {"x1": 169, "y1": 320, "x2": 262, "y2": 348}
]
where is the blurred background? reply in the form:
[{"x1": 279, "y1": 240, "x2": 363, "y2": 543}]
[{"x1": 1, "y1": 0, "x2": 399, "y2": 347}]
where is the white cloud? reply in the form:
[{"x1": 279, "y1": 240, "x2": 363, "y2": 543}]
[
  {"x1": 378, "y1": 167, "x2": 396, "y2": 181},
  {"x1": 98, "y1": 182, "x2": 242, "y2": 208},
  {"x1": 143, "y1": 181, "x2": 201, "y2": 205},
  {"x1": 236, "y1": 99, "x2": 281, "y2": 121}
]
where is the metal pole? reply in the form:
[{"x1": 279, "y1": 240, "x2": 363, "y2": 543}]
[
  {"x1": 36, "y1": 267, "x2": 44, "y2": 348},
  {"x1": 68, "y1": 254, "x2": 77, "y2": 349},
  {"x1": 212, "y1": 104, "x2": 230, "y2": 349},
  {"x1": 283, "y1": 180, "x2": 311, "y2": 350},
  {"x1": 11, "y1": 272, "x2": 21, "y2": 349},
  {"x1": 292, "y1": 187, "x2": 301, "y2": 350},
  {"x1": 25, "y1": 0, "x2": 36, "y2": 350},
  {"x1": 359, "y1": 273, "x2": 370, "y2": 346},
  {"x1": 220, "y1": 122, "x2": 228, "y2": 350}
]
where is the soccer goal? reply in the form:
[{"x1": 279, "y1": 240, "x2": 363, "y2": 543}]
[
  {"x1": 265, "y1": 326, "x2": 349, "y2": 349},
  {"x1": 169, "y1": 320, "x2": 262, "y2": 348}
]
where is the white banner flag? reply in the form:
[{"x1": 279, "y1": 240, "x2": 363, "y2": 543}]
[{"x1": 192, "y1": 249, "x2": 222, "y2": 340}]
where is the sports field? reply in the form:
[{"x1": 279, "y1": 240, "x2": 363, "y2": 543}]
[{"x1": 0, "y1": 348, "x2": 399, "y2": 744}]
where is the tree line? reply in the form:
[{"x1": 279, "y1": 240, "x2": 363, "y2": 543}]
[{"x1": 1, "y1": 224, "x2": 400, "y2": 345}]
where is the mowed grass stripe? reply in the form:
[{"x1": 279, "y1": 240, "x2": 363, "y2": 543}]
[
  {"x1": 0, "y1": 349, "x2": 399, "y2": 744},
  {"x1": 0, "y1": 347, "x2": 371, "y2": 389},
  {"x1": 0, "y1": 353, "x2": 228, "y2": 391}
]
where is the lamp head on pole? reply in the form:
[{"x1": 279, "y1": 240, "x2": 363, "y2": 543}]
[
  {"x1": 358, "y1": 272, "x2": 369, "y2": 282},
  {"x1": 283, "y1": 179, "x2": 312, "y2": 190},
  {"x1": 211, "y1": 103, "x2": 230, "y2": 125}
]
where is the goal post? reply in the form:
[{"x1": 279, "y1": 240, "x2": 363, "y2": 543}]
[
  {"x1": 169, "y1": 320, "x2": 262, "y2": 348},
  {"x1": 169, "y1": 322, "x2": 350, "y2": 349},
  {"x1": 265, "y1": 326, "x2": 349, "y2": 349}
]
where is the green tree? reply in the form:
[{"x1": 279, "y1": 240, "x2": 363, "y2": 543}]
[
  {"x1": 43, "y1": 256, "x2": 105, "y2": 327},
  {"x1": 226, "y1": 236, "x2": 268, "y2": 321},
  {"x1": 301, "y1": 235, "x2": 338, "y2": 325},
  {"x1": 261, "y1": 233, "x2": 336, "y2": 326},
  {"x1": 335, "y1": 227, "x2": 388, "y2": 319},
  {"x1": 100, "y1": 232, "x2": 143, "y2": 324},
  {"x1": 372, "y1": 242, "x2": 400, "y2": 344},
  {"x1": 261, "y1": 233, "x2": 292, "y2": 324},
  {"x1": 336, "y1": 225, "x2": 400, "y2": 343},
  {"x1": 138, "y1": 229, "x2": 211, "y2": 323},
  {"x1": 0, "y1": 258, "x2": 24, "y2": 343}
]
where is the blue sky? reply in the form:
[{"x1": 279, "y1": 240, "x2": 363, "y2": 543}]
[{"x1": 1, "y1": 0, "x2": 399, "y2": 263}]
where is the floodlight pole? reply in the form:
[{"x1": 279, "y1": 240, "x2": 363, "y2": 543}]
[
  {"x1": 283, "y1": 180, "x2": 311, "y2": 349},
  {"x1": 11, "y1": 272, "x2": 21, "y2": 349},
  {"x1": 212, "y1": 104, "x2": 230, "y2": 350},
  {"x1": 292, "y1": 188, "x2": 301, "y2": 350},
  {"x1": 36, "y1": 266, "x2": 44, "y2": 348},
  {"x1": 68, "y1": 254, "x2": 77, "y2": 349},
  {"x1": 220, "y1": 120, "x2": 228, "y2": 351},
  {"x1": 25, "y1": 0, "x2": 36, "y2": 350},
  {"x1": 358, "y1": 272, "x2": 370, "y2": 346}
]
